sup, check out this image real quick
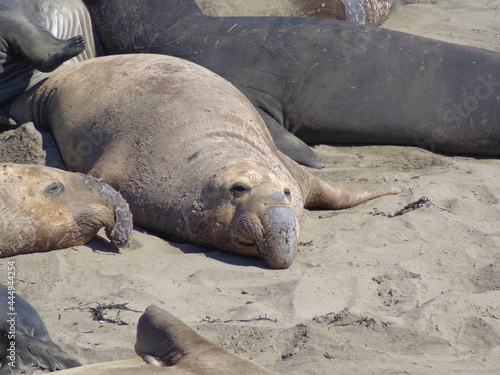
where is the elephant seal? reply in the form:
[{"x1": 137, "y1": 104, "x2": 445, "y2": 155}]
[
  {"x1": 83, "y1": 0, "x2": 500, "y2": 164},
  {"x1": 55, "y1": 305, "x2": 275, "y2": 374},
  {"x1": 11, "y1": 54, "x2": 399, "y2": 268},
  {"x1": 0, "y1": 163, "x2": 132, "y2": 257},
  {"x1": 0, "y1": 284, "x2": 81, "y2": 373},
  {"x1": 0, "y1": 0, "x2": 97, "y2": 126},
  {"x1": 196, "y1": 0, "x2": 395, "y2": 25}
]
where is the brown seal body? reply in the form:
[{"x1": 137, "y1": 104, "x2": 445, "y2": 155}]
[
  {"x1": 0, "y1": 163, "x2": 132, "y2": 257},
  {"x1": 55, "y1": 305, "x2": 276, "y2": 374},
  {"x1": 12, "y1": 54, "x2": 398, "y2": 268}
]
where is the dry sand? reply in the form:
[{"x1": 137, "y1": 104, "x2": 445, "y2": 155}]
[{"x1": 2, "y1": 1, "x2": 500, "y2": 374}]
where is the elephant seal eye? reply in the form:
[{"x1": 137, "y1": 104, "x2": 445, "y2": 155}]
[
  {"x1": 230, "y1": 182, "x2": 251, "y2": 197},
  {"x1": 45, "y1": 182, "x2": 65, "y2": 197},
  {"x1": 284, "y1": 188, "x2": 291, "y2": 198}
]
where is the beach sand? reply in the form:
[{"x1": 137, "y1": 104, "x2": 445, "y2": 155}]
[{"x1": 2, "y1": 1, "x2": 499, "y2": 374}]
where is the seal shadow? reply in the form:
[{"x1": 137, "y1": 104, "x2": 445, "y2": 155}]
[
  {"x1": 132, "y1": 227, "x2": 271, "y2": 269},
  {"x1": 82, "y1": 231, "x2": 123, "y2": 255}
]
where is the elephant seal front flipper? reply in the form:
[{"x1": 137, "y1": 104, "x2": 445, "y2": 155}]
[
  {"x1": 0, "y1": 284, "x2": 81, "y2": 373},
  {"x1": 0, "y1": 111, "x2": 16, "y2": 127},
  {"x1": 258, "y1": 109, "x2": 325, "y2": 169}
]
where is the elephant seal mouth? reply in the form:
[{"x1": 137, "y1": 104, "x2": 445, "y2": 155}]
[
  {"x1": 234, "y1": 237, "x2": 257, "y2": 248},
  {"x1": 232, "y1": 206, "x2": 297, "y2": 268}
]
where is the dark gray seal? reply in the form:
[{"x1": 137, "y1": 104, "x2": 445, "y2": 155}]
[
  {"x1": 0, "y1": 0, "x2": 97, "y2": 126},
  {"x1": 82, "y1": 0, "x2": 500, "y2": 166},
  {"x1": 0, "y1": 284, "x2": 81, "y2": 374}
]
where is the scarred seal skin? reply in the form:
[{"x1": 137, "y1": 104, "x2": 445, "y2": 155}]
[
  {"x1": 0, "y1": 163, "x2": 132, "y2": 257},
  {"x1": 82, "y1": 0, "x2": 500, "y2": 164},
  {"x1": 12, "y1": 54, "x2": 399, "y2": 268}
]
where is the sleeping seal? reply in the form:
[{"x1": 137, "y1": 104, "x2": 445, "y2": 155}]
[
  {"x1": 82, "y1": 0, "x2": 500, "y2": 166},
  {"x1": 11, "y1": 54, "x2": 399, "y2": 268},
  {"x1": 0, "y1": 163, "x2": 132, "y2": 257}
]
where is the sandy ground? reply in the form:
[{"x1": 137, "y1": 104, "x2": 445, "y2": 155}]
[{"x1": 2, "y1": 1, "x2": 500, "y2": 374}]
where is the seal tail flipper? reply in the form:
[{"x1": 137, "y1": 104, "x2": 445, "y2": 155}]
[
  {"x1": 1, "y1": 331, "x2": 81, "y2": 374},
  {"x1": 305, "y1": 176, "x2": 401, "y2": 209},
  {"x1": 135, "y1": 305, "x2": 275, "y2": 373}
]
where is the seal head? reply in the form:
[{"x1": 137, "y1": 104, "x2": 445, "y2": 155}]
[{"x1": 195, "y1": 162, "x2": 299, "y2": 268}]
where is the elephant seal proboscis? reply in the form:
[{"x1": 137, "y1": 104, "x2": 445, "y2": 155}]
[
  {"x1": 0, "y1": 163, "x2": 132, "y2": 257},
  {"x1": 0, "y1": 0, "x2": 97, "y2": 126},
  {"x1": 12, "y1": 54, "x2": 399, "y2": 268},
  {"x1": 82, "y1": 0, "x2": 500, "y2": 166},
  {"x1": 0, "y1": 284, "x2": 81, "y2": 373}
]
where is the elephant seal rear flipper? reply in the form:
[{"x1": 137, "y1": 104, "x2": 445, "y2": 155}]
[
  {"x1": 0, "y1": 284, "x2": 81, "y2": 374},
  {"x1": 0, "y1": 0, "x2": 97, "y2": 115}
]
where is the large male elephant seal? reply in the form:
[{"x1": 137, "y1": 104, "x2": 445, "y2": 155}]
[
  {"x1": 0, "y1": 0, "x2": 97, "y2": 126},
  {"x1": 0, "y1": 284, "x2": 81, "y2": 374},
  {"x1": 11, "y1": 54, "x2": 399, "y2": 268},
  {"x1": 0, "y1": 163, "x2": 132, "y2": 257},
  {"x1": 82, "y1": 0, "x2": 500, "y2": 166},
  {"x1": 54, "y1": 305, "x2": 275, "y2": 374}
]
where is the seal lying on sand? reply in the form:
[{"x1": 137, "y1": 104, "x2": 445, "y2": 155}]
[
  {"x1": 0, "y1": 284, "x2": 81, "y2": 374},
  {"x1": 12, "y1": 54, "x2": 399, "y2": 268},
  {"x1": 0, "y1": 0, "x2": 96, "y2": 126},
  {"x1": 83, "y1": 0, "x2": 500, "y2": 167},
  {"x1": 56, "y1": 305, "x2": 275, "y2": 374},
  {"x1": 0, "y1": 163, "x2": 132, "y2": 257},
  {"x1": 196, "y1": 0, "x2": 396, "y2": 25}
]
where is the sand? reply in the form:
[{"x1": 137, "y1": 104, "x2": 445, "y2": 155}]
[{"x1": 1, "y1": 1, "x2": 500, "y2": 374}]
